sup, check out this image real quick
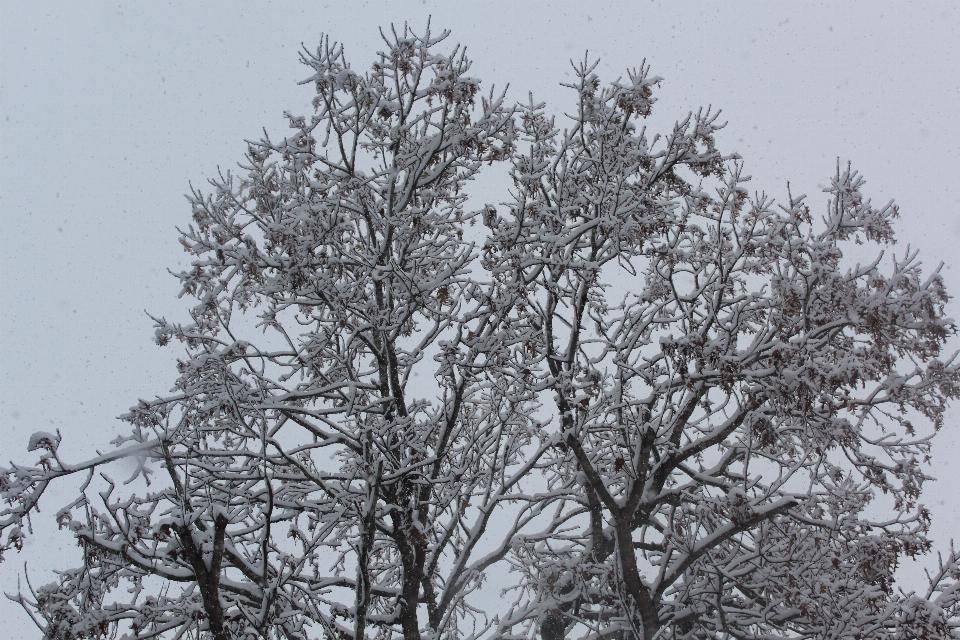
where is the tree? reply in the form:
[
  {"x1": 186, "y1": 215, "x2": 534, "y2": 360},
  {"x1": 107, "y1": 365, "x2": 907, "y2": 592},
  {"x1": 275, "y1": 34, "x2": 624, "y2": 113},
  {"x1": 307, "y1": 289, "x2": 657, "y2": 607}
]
[
  {"x1": 3, "y1": 24, "x2": 537, "y2": 640},
  {"x1": 485, "y1": 60, "x2": 960, "y2": 640},
  {"x1": 2, "y1": 23, "x2": 959, "y2": 640}
]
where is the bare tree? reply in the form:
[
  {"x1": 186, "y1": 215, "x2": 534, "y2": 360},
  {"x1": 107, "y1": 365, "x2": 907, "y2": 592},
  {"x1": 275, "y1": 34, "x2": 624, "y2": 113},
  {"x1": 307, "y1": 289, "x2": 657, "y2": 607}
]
[
  {"x1": 2, "y1": 24, "x2": 541, "y2": 640},
  {"x1": 491, "y1": 59, "x2": 960, "y2": 640},
  {"x1": 3, "y1": 25, "x2": 959, "y2": 640}
]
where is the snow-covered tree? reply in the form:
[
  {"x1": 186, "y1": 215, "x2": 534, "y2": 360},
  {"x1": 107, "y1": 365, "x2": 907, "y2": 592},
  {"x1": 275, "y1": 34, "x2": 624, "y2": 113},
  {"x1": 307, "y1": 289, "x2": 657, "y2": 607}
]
[
  {"x1": 489, "y1": 59, "x2": 960, "y2": 640},
  {"x1": 2, "y1": 24, "x2": 959, "y2": 640},
  {"x1": 2, "y1": 25, "x2": 539, "y2": 640}
]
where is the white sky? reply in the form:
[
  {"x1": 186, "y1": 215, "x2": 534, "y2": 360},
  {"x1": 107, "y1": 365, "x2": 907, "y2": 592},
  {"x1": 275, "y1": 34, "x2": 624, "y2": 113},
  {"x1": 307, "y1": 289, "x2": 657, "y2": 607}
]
[{"x1": 2, "y1": 1, "x2": 959, "y2": 636}]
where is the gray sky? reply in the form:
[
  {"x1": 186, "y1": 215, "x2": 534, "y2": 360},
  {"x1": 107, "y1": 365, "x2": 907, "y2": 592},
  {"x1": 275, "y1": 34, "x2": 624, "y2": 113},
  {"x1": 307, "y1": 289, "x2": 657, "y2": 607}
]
[{"x1": 2, "y1": 1, "x2": 959, "y2": 635}]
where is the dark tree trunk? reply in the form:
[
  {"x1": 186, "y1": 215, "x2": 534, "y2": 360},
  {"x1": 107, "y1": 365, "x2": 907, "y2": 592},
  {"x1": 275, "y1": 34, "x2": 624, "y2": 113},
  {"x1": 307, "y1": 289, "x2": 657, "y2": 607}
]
[{"x1": 177, "y1": 512, "x2": 231, "y2": 640}]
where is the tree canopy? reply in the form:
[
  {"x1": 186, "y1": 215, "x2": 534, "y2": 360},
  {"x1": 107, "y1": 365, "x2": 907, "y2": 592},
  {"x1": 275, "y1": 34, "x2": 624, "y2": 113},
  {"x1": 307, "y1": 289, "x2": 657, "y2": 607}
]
[{"x1": 3, "y1": 24, "x2": 959, "y2": 640}]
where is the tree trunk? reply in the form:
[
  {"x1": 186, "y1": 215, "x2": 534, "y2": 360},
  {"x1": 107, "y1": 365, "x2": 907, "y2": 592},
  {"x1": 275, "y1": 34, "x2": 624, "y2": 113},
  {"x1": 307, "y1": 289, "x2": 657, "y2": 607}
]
[
  {"x1": 615, "y1": 522, "x2": 660, "y2": 640},
  {"x1": 354, "y1": 463, "x2": 381, "y2": 640},
  {"x1": 177, "y1": 514, "x2": 230, "y2": 640}
]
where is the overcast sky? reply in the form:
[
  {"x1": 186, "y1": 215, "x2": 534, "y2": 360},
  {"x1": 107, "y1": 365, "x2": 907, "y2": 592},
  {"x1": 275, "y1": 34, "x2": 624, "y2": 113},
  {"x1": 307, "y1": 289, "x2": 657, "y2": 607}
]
[{"x1": 2, "y1": 1, "x2": 959, "y2": 635}]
